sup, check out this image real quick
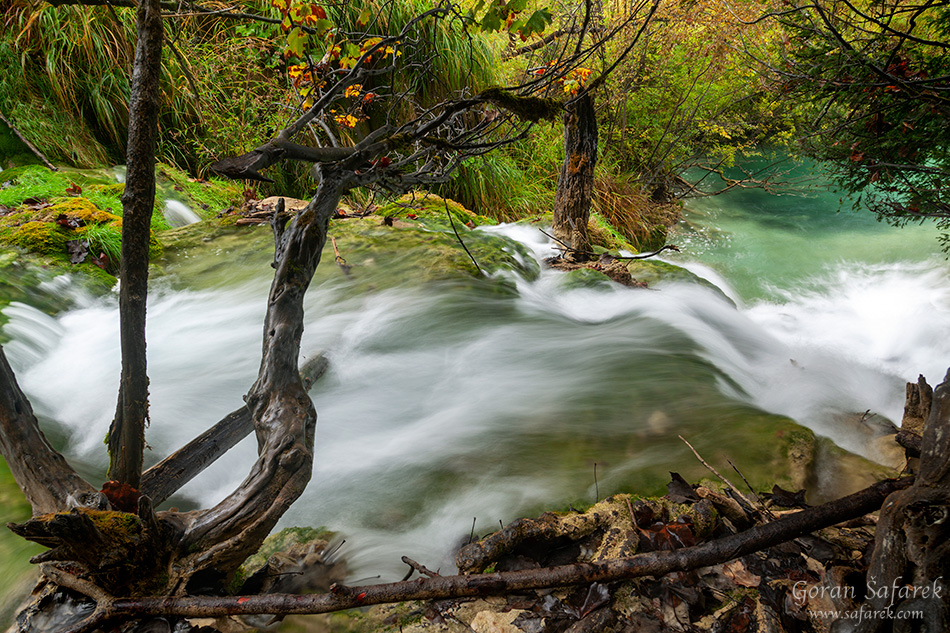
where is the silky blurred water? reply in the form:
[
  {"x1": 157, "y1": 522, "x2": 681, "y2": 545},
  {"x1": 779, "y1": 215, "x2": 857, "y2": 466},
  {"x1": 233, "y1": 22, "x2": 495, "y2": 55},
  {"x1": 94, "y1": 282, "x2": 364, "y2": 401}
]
[{"x1": 2, "y1": 179, "x2": 949, "y2": 596}]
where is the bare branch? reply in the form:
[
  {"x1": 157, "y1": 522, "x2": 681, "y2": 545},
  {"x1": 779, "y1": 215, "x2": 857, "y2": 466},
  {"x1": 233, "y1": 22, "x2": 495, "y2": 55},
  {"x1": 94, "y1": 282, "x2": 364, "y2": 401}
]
[
  {"x1": 0, "y1": 347, "x2": 96, "y2": 515},
  {"x1": 60, "y1": 478, "x2": 909, "y2": 622},
  {"x1": 139, "y1": 354, "x2": 329, "y2": 506}
]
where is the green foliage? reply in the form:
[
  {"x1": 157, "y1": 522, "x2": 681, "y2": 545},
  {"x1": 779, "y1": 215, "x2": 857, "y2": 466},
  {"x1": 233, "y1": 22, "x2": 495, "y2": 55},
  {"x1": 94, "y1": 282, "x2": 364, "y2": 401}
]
[
  {"x1": 0, "y1": 1, "x2": 205, "y2": 167},
  {"x1": 81, "y1": 223, "x2": 122, "y2": 265},
  {"x1": 774, "y1": 0, "x2": 950, "y2": 238},
  {"x1": 595, "y1": 0, "x2": 793, "y2": 194},
  {"x1": 466, "y1": 0, "x2": 553, "y2": 39},
  {"x1": 438, "y1": 149, "x2": 551, "y2": 221}
]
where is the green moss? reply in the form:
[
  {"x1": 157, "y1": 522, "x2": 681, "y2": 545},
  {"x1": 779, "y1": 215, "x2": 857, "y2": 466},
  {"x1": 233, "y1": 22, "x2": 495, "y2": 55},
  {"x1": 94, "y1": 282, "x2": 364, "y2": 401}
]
[
  {"x1": 0, "y1": 165, "x2": 116, "y2": 209},
  {"x1": 480, "y1": 86, "x2": 561, "y2": 123},
  {"x1": 155, "y1": 163, "x2": 243, "y2": 218},
  {"x1": 156, "y1": 212, "x2": 539, "y2": 291},
  {"x1": 240, "y1": 526, "x2": 335, "y2": 574},
  {"x1": 6, "y1": 221, "x2": 69, "y2": 254},
  {"x1": 588, "y1": 211, "x2": 637, "y2": 252},
  {"x1": 626, "y1": 259, "x2": 734, "y2": 303},
  {"x1": 377, "y1": 192, "x2": 496, "y2": 228},
  {"x1": 83, "y1": 508, "x2": 144, "y2": 536},
  {"x1": 560, "y1": 266, "x2": 616, "y2": 289},
  {"x1": 37, "y1": 197, "x2": 121, "y2": 225}
]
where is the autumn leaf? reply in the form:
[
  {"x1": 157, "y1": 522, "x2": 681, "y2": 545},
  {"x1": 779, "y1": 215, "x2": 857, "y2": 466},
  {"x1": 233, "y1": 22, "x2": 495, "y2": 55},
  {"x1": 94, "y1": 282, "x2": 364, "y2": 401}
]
[
  {"x1": 56, "y1": 213, "x2": 81, "y2": 229},
  {"x1": 66, "y1": 239, "x2": 89, "y2": 264},
  {"x1": 100, "y1": 480, "x2": 142, "y2": 513},
  {"x1": 722, "y1": 560, "x2": 761, "y2": 588},
  {"x1": 287, "y1": 27, "x2": 307, "y2": 58}
]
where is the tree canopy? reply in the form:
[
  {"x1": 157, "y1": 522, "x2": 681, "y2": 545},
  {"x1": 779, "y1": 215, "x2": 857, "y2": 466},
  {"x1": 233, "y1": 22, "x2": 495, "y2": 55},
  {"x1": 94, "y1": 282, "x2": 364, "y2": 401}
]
[{"x1": 761, "y1": 0, "x2": 950, "y2": 238}]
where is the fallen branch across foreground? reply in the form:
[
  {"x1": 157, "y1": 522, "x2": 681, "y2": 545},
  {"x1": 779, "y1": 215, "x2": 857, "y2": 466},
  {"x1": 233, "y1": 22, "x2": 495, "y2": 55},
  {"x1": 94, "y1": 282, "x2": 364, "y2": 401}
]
[{"x1": 43, "y1": 477, "x2": 909, "y2": 631}]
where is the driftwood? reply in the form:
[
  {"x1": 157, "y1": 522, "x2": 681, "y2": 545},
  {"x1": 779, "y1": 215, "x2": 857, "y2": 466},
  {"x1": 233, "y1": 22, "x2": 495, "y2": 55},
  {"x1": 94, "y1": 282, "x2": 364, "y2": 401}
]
[
  {"x1": 0, "y1": 349, "x2": 97, "y2": 515},
  {"x1": 140, "y1": 353, "x2": 329, "y2": 506},
  {"x1": 16, "y1": 477, "x2": 908, "y2": 631}
]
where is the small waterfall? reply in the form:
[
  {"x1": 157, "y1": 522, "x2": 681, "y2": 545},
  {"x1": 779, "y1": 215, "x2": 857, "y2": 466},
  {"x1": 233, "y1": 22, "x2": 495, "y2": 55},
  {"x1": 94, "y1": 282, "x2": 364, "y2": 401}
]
[
  {"x1": 3, "y1": 184, "x2": 949, "y2": 585},
  {"x1": 164, "y1": 199, "x2": 202, "y2": 227}
]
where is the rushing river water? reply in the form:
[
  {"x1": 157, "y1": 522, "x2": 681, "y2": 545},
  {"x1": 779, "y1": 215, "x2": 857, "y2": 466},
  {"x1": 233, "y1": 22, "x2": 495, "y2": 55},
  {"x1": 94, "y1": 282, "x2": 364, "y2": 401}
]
[{"x1": 1, "y1": 178, "x2": 949, "y2": 605}]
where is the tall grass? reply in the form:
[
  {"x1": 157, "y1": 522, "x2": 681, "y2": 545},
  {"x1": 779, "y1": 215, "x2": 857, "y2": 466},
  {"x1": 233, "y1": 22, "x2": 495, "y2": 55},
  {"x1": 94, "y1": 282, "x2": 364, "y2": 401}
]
[
  {"x1": 81, "y1": 222, "x2": 122, "y2": 268},
  {"x1": 592, "y1": 161, "x2": 680, "y2": 251},
  {"x1": 2, "y1": 0, "x2": 203, "y2": 168}
]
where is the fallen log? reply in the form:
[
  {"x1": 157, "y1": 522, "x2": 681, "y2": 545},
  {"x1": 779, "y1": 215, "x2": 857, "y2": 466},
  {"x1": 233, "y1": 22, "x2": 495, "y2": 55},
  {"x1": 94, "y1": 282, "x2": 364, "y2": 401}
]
[
  {"x1": 38, "y1": 476, "x2": 909, "y2": 630},
  {"x1": 140, "y1": 352, "x2": 329, "y2": 506}
]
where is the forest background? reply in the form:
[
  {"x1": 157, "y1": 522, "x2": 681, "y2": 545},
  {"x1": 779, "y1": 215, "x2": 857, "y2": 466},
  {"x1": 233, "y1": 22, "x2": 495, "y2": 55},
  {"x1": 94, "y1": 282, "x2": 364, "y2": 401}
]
[
  {"x1": 0, "y1": 0, "x2": 948, "y2": 631},
  {"x1": 3, "y1": 0, "x2": 944, "y2": 245}
]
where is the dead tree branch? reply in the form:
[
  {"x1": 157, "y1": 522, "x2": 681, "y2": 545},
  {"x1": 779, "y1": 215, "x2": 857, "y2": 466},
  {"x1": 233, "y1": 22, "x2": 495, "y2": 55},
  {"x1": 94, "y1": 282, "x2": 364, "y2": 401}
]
[
  {"x1": 140, "y1": 353, "x2": 329, "y2": 506},
  {"x1": 108, "y1": 0, "x2": 163, "y2": 489},
  {"x1": 0, "y1": 347, "x2": 96, "y2": 515},
  {"x1": 43, "y1": 476, "x2": 907, "y2": 624}
]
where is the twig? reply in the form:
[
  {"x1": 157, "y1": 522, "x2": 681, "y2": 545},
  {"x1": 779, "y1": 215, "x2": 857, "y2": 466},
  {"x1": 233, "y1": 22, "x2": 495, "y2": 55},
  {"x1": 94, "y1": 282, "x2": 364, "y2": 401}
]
[
  {"x1": 593, "y1": 462, "x2": 599, "y2": 500},
  {"x1": 726, "y1": 458, "x2": 772, "y2": 519},
  {"x1": 40, "y1": 564, "x2": 114, "y2": 633},
  {"x1": 540, "y1": 228, "x2": 681, "y2": 261},
  {"x1": 84, "y1": 478, "x2": 910, "y2": 620},
  {"x1": 0, "y1": 110, "x2": 58, "y2": 172},
  {"x1": 401, "y1": 556, "x2": 441, "y2": 578},
  {"x1": 679, "y1": 435, "x2": 762, "y2": 518},
  {"x1": 625, "y1": 497, "x2": 638, "y2": 530},
  {"x1": 444, "y1": 198, "x2": 483, "y2": 276},
  {"x1": 330, "y1": 236, "x2": 352, "y2": 277}
]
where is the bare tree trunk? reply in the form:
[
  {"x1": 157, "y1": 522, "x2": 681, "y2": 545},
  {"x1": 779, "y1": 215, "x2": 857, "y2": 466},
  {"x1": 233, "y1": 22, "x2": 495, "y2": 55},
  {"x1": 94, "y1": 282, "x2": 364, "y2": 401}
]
[
  {"x1": 552, "y1": 92, "x2": 597, "y2": 260},
  {"x1": 171, "y1": 168, "x2": 348, "y2": 581},
  {"x1": 845, "y1": 370, "x2": 950, "y2": 632},
  {"x1": 108, "y1": 0, "x2": 163, "y2": 488}
]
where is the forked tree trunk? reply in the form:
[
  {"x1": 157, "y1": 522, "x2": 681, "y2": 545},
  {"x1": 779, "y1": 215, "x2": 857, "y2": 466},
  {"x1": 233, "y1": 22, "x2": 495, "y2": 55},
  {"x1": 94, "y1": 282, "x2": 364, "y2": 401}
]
[
  {"x1": 7, "y1": 171, "x2": 348, "y2": 620},
  {"x1": 552, "y1": 92, "x2": 597, "y2": 260}
]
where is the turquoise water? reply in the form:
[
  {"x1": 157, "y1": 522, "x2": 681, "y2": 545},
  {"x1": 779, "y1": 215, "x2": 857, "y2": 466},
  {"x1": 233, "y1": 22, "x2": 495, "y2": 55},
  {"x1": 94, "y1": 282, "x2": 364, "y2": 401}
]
[{"x1": 2, "y1": 172, "x2": 948, "y2": 606}]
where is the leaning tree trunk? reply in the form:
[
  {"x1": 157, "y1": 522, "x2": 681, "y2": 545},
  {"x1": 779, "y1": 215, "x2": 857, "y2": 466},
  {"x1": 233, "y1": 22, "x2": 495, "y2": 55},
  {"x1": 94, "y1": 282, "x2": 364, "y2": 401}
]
[
  {"x1": 552, "y1": 92, "x2": 597, "y2": 261},
  {"x1": 844, "y1": 371, "x2": 950, "y2": 631},
  {"x1": 107, "y1": 0, "x2": 163, "y2": 488}
]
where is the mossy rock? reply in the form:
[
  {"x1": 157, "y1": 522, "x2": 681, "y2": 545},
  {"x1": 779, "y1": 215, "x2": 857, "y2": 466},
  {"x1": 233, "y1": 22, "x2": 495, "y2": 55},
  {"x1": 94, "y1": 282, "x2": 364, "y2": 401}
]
[
  {"x1": 156, "y1": 213, "x2": 539, "y2": 292},
  {"x1": 627, "y1": 259, "x2": 733, "y2": 302},
  {"x1": 155, "y1": 163, "x2": 244, "y2": 218},
  {"x1": 240, "y1": 526, "x2": 335, "y2": 574},
  {"x1": 377, "y1": 193, "x2": 495, "y2": 228},
  {"x1": 36, "y1": 197, "x2": 121, "y2": 225},
  {"x1": 588, "y1": 211, "x2": 637, "y2": 252},
  {"x1": 0, "y1": 163, "x2": 241, "y2": 285},
  {"x1": 638, "y1": 223, "x2": 668, "y2": 252},
  {"x1": 559, "y1": 266, "x2": 617, "y2": 290},
  {"x1": 5, "y1": 221, "x2": 69, "y2": 254}
]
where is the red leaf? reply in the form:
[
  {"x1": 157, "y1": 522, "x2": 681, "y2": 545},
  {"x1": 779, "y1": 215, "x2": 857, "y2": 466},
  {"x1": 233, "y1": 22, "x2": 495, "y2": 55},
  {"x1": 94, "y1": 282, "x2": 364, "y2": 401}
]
[
  {"x1": 100, "y1": 480, "x2": 142, "y2": 513},
  {"x1": 65, "y1": 182, "x2": 82, "y2": 196},
  {"x1": 638, "y1": 517, "x2": 695, "y2": 551},
  {"x1": 56, "y1": 213, "x2": 81, "y2": 229}
]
